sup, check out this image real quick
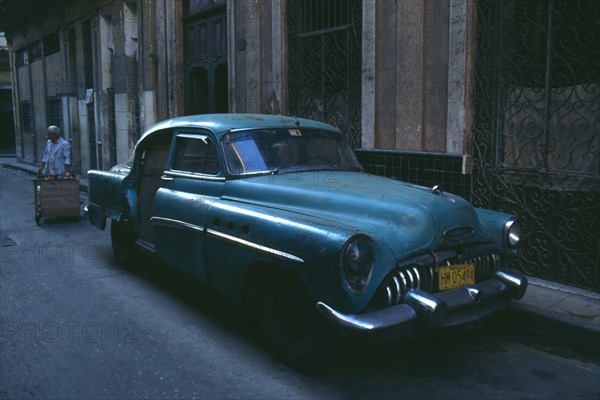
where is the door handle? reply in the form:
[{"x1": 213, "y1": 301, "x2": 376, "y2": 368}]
[{"x1": 161, "y1": 175, "x2": 174, "y2": 181}]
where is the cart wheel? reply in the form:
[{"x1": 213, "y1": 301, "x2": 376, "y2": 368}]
[{"x1": 35, "y1": 214, "x2": 41, "y2": 225}]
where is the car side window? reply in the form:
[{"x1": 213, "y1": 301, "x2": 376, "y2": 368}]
[{"x1": 172, "y1": 135, "x2": 220, "y2": 175}]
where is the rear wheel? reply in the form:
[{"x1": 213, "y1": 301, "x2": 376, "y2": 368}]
[
  {"x1": 111, "y1": 219, "x2": 138, "y2": 268},
  {"x1": 258, "y1": 274, "x2": 325, "y2": 364}
]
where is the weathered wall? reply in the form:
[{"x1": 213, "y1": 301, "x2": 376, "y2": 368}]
[
  {"x1": 5, "y1": 0, "x2": 476, "y2": 174},
  {"x1": 6, "y1": 0, "x2": 114, "y2": 168},
  {"x1": 6, "y1": 0, "x2": 157, "y2": 173},
  {"x1": 154, "y1": 0, "x2": 184, "y2": 121},
  {"x1": 230, "y1": 0, "x2": 283, "y2": 114},
  {"x1": 362, "y1": 0, "x2": 473, "y2": 156},
  {"x1": 111, "y1": 2, "x2": 139, "y2": 163},
  {"x1": 139, "y1": 0, "x2": 156, "y2": 139}
]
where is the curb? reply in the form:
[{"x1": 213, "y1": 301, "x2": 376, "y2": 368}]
[
  {"x1": 508, "y1": 276, "x2": 600, "y2": 354},
  {"x1": 509, "y1": 301, "x2": 600, "y2": 354}
]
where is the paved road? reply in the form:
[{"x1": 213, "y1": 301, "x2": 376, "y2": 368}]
[{"x1": 1, "y1": 166, "x2": 599, "y2": 399}]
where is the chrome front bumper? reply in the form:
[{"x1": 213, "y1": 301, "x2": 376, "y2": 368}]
[{"x1": 317, "y1": 268, "x2": 527, "y2": 331}]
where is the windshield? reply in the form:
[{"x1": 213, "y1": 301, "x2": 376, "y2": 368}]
[{"x1": 222, "y1": 128, "x2": 362, "y2": 175}]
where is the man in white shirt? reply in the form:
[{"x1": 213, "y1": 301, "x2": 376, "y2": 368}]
[{"x1": 38, "y1": 125, "x2": 72, "y2": 178}]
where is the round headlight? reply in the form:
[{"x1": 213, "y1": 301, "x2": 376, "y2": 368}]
[
  {"x1": 505, "y1": 219, "x2": 521, "y2": 247},
  {"x1": 341, "y1": 235, "x2": 375, "y2": 292}
]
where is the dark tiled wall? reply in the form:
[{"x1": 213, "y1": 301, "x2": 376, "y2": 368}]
[{"x1": 354, "y1": 150, "x2": 472, "y2": 199}]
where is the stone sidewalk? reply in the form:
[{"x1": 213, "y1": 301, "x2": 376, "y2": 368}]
[
  {"x1": 510, "y1": 276, "x2": 599, "y2": 353},
  {"x1": 2, "y1": 155, "x2": 599, "y2": 353}
]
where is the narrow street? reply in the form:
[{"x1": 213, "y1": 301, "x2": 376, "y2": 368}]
[{"x1": 1, "y1": 165, "x2": 599, "y2": 400}]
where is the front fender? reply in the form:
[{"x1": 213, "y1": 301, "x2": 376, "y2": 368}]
[
  {"x1": 475, "y1": 208, "x2": 517, "y2": 260},
  {"x1": 204, "y1": 199, "x2": 393, "y2": 313}
]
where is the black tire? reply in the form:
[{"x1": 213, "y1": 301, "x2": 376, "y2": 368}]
[
  {"x1": 258, "y1": 274, "x2": 326, "y2": 365},
  {"x1": 110, "y1": 219, "x2": 138, "y2": 268}
]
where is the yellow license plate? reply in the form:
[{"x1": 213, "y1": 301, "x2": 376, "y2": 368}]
[{"x1": 437, "y1": 263, "x2": 475, "y2": 291}]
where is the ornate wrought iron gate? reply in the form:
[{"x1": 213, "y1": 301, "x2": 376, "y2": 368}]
[
  {"x1": 473, "y1": 0, "x2": 599, "y2": 290},
  {"x1": 287, "y1": 0, "x2": 362, "y2": 149}
]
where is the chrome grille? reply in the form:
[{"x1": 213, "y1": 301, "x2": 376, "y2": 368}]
[
  {"x1": 380, "y1": 253, "x2": 501, "y2": 307},
  {"x1": 383, "y1": 265, "x2": 435, "y2": 307}
]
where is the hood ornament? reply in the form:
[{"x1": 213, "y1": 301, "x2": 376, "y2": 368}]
[{"x1": 431, "y1": 185, "x2": 456, "y2": 205}]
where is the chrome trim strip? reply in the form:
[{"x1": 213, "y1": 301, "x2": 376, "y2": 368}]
[
  {"x1": 228, "y1": 123, "x2": 308, "y2": 133},
  {"x1": 150, "y1": 216, "x2": 205, "y2": 234},
  {"x1": 428, "y1": 266, "x2": 435, "y2": 291},
  {"x1": 135, "y1": 239, "x2": 157, "y2": 254},
  {"x1": 412, "y1": 266, "x2": 421, "y2": 290},
  {"x1": 177, "y1": 133, "x2": 209, "y2": 140},
  {"x1": 164, "y1": 170, "x2": 226, "y2": 181},
  {"x1": 493, "y1": 254, "x2": 500, "y2": 270},
  {"x1": 405, "y1": 268, "x2": 414, "y2": 288},
  {"x1": 399, "y1": 271, "x2": 407, "y2": 296},
  {"x1": 392, "y1": 276, "x2": 401, "y2": 304},
  {"x1": 206, "y1": 228, "x2": 304, "y2": 264}
]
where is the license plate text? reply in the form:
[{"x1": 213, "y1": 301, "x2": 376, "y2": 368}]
[{"x1": 437, "y1": 263, "x2": 475, "y2": 291}]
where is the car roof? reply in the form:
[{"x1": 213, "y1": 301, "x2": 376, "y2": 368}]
[{"x1": 138, "y1": 114, "x2": 340, "y2": 145}]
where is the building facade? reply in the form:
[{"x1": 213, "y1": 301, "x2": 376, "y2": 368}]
[
  {"x1": 1, "y1": 0, "x2": 598, "y2": 290},
  {"x1": 0, "y1": 32, "x2": 15, "y2": 154}
]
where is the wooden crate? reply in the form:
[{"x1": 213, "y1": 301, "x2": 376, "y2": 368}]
[{"x1": 34, "y1": 179, "x2": 80, "y2": 222}]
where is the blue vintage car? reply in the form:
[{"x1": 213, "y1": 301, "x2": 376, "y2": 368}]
[{"x1": 86, "y1": 114, "x2": 526, "y2": 361}]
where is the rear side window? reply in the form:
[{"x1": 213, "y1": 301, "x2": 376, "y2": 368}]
[{"x1": 172, "y1": 134, "x2": 220, "y2": 175}]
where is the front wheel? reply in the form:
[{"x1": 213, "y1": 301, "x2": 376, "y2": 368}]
[
  {"x1": 111, "y1": 219, "x2": 138, "y2": 268},
  {"x1": 258, "y1": 275, "x2": 326, "y2": 364}
]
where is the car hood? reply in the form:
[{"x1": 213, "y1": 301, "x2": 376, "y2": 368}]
[{"x1": 223, "y1": 171, "x2": 493, "y2": 256}]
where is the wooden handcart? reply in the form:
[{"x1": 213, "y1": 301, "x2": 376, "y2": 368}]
[{"x1": 33, "y1": 178, "x2": 81, "y2": 224}]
